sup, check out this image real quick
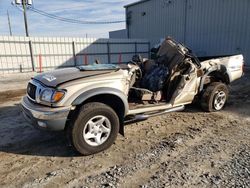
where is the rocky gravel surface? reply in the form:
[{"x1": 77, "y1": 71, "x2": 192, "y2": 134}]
[{"x1": 0, "y1": 72, "x2": 249, "y2": 188}]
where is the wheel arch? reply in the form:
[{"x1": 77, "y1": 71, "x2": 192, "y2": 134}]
[
  {"x1": 199, "y1": 64, "x2": 230, "y2": 92},
  {"x1": 67, "y1": 88, "x2": 129, "y2": 136}
]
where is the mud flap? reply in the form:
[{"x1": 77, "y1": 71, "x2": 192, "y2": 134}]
[{"x1": 119, "y1": 121, "x2": 125, "y2": 136}]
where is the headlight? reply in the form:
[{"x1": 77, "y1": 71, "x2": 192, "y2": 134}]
[
  {"x1": 40, "y1": 89, "x2": 65, "y2": 103},
  {"x1": 40, "y1": 89, "x2": 53, "y2": 102}
]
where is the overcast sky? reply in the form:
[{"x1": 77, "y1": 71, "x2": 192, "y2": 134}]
[{"x1": 0, "y1": 0, "x2": 137, "y2": 38}]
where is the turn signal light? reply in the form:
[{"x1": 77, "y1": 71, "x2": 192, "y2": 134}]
[{"x1": 52, "y1": 91, "x2": 65, "y2": 103}]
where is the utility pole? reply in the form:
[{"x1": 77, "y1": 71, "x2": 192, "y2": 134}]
[
  {"x1": 7, "y1": 10, "x2": 13, "y2": 36},
  {"x1": 22, "y1": 0, "x2": 29, "y2": 37},
  {"x1": 13, "y1": 0, "x2": 31, "y2": 36}
]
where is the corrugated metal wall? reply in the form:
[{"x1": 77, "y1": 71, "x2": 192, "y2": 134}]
[
  {"x1": 127, "y1": 0, "x2": 186, "y2": 45},
  {"x1": 126, "y1": 0, "x2": 250, "y2": 64},
  {"x1": 185, "y1": 0, "x2": 250, "y2": 59}
]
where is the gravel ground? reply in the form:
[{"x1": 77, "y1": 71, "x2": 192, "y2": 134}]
[
  {"x1": 0, "y1": 72, "x2": 36, "y2": 92},
  {"x1": 0, "y1": 72, "x2": 249, "y2": 188}
]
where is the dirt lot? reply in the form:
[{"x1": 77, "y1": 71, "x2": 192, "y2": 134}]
[{"x1": 0, "y1": 72, "x2": 249, "y2": 188}]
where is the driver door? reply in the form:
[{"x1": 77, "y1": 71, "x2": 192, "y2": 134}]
[{"x1": 170, "y1": 64, "x2": 199, "y2": 106}]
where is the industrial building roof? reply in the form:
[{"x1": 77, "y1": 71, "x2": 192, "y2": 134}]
[{"x1": 124, "y1": 0, "x2": 151, "y2": 8}]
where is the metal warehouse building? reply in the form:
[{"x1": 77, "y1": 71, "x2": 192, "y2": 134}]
[{"x1": 123, "y1": 0, "x2": 250, "y2": 64}]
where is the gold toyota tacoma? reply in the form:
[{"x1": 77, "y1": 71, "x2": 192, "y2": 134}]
[{"x1": 21, "y1": 38, "x2": 244, "y2": 155}]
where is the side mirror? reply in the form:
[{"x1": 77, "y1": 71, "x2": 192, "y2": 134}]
[
  {"x1": 95, "y1": 59, "x2": 100, "y2": 64},
  {"x1": 132, "y1": 54, "x2": 143, "y2": 63},
  {"x1": 151, "y1": 47, "x2": 159, "y2": 53}
]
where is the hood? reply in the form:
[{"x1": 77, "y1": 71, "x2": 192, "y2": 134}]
[{"x1": 33, "y1": 67, "x2": 116, "y2": 87}]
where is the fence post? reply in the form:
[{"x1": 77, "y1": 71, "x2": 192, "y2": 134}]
[
  {"x1": 39, "y1": 54, "x2": 42, "y2": 73},
  {"x1": 29, "y1": 40, "x2": 35, "y2": 71},
  {"x1": 135, "y1": 42, "x2": 137, "y2": 55},
  {"x1": 118, "y1": 54, "x2": 122, "y2": 64},
  {"x1": 148, "y1": 42, "x2": 151, "y2": 59},
  {"x1": 84, "y1": 54, "x2": 88, "y2": 65},
  {"x1": 107, "y1": 41, "x2": 111, "y2": 64},
  {"x1": 72, "y1": 41, "x2": 77, "y2": 66},
  {"x1": 19, "y1": 64, "x2": 23, "y2": 73}
]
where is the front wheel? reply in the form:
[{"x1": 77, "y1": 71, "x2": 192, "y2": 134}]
[
  {"x1": 70, "y1": 102, "x2": 119, "y2": 155},
  {"x1": 201, "y1": 82, "x2": 229, "y2": 112}
]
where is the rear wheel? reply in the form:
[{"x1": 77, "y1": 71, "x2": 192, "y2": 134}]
[
  {"x1": 70, "y1": 102, "x2": 119, "y2": 155},
  {"x1": 201, "y1": 82, "x2": 229, "y2": 112}
]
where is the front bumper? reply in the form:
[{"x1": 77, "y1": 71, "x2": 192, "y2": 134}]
[{"x1": 21, "y1": 96, "x2": 72, "y2": 131}]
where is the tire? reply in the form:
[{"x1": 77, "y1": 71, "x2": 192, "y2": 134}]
[
  {"x1": 70, "y1": 102, "x2": 119, "y2": 155},
  {"x1": 201, "y1": 82, "x2": 229, "y2": 112}
]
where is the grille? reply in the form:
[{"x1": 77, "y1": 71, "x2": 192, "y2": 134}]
[{"x1": 27, "y1": 83, "x2": 37, "y2": 100}]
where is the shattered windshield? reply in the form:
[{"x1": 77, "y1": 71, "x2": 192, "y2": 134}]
[{"x1": 78, "y1": 64, "x2": 120, "y2": 71}]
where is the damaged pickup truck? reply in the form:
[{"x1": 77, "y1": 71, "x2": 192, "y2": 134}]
[{"x1": 21, "y1": 38, "x2": 244, "y2": 155}]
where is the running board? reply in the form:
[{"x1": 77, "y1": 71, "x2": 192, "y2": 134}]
[
  {"x1": 124, "y1": 105, "x2": 185, "y2": 125},
  {"x1": 127, "y1": 104, "x2": 173, "y2": 115}
]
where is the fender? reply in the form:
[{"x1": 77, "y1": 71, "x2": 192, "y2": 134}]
[
  {"x1": 199, "y1": 64, "x2": 229, "y2": 92},
  {"x1": 71, "y1": 87, "x2": 129, "y2": 116}
]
